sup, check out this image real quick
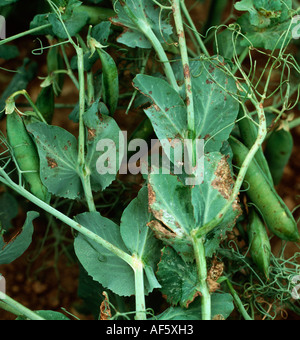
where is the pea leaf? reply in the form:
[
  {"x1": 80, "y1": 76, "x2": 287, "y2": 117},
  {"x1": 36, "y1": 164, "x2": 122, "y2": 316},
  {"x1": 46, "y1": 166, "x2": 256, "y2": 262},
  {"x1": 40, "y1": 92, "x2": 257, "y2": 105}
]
[
  {"x1": 173, "y1": 59, "x2": 239, "y2": 152},
  {"x1": 237, "y1": 13, "x2": 296, "y2": 50},
  {"x1": 154, "y1": 293, "x2": 234, "y2": 320},
  {"x1": 74, "y1": 212, "x2": 135, "y2": 297},
  {"x1": 0, "y1": 211, "x2": 39, "y2": 265},
  {"x1": 234, "y1": 0, "x2": 295, "y2": 50},
  {"x1": 120, "y1": 186, "x2": 162, "y2": 292},
  {"x1": 74, "y1": 187, "x2": 162, "y2": 296},
  {"x1": 157, "y1": 246, "x2": 199, "y2": 308},
  {"x1": 111, "y1": 0, "x2": 173, "y2": 49},
  {"x1": 48, "y1": 11, "x2": 89, "y2": 39},
  {"x1": 0, "y1": 45, "x2": 19, "y2": 60},
  {"x1": 133, "y1": 74, "x2": 188, "y2": 142},
  {"x1": 17, "y1": 311, "x2": 70, "y2": 320},
  {"x1": 0, "y1": 193, "x2": 19, "y2": 231},
  {"x1": 191, "y1": 152, "x2": 242, "y2": 257},
  {"x1": 27, "y1": 122, "x2": 82, "y2": 199},
  {"x1": 0, "y1": 0, "x2": 19, "y2": 6},
  {"x1": 134, "y1": 59, "x2": 239, "y2": 153},
  {"x1": 147, "y1": 153, "x2": 242, "y2": 261},
  {"x1": 83, "y1": 100, "x2": 121, "y2": 192}
]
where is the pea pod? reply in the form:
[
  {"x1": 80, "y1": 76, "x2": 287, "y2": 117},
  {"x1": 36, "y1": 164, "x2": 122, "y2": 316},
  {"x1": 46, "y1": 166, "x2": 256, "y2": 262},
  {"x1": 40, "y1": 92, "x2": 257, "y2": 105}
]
[
  {"x1": 229, "y1": 135, "x2": 300, "y2": 242},
  {"x1": 247, "y1": 208, "x2": 271, "y2": 278},
  {"x1": 264, "y1": 129, "x2": 293, "y2": 186},
  {"x1": 35, "y1": 85, "x2": 55, "y2": 124},
  {"x1": 97, "y1": 48, "x2": 119, "y2": 116},
  {"x1": 6, "y1": 111, "x2": 51, "y2": 203},
  {"x1": 47, "y1": 46, "x2": 65, "y2": 97}
]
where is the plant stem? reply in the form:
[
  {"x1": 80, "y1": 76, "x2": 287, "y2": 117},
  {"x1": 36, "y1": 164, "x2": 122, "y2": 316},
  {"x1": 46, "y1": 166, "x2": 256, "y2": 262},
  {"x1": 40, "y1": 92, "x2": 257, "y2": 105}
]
[
  {"x1": 133, "y1": 256, "x2": 147, "y2": 320},
  {"x1": 0, "y1": 293, "x2": 45, "y2": 320},
  {"x1": 196, "y1": 100, "x2": 267, "y2": 238},
  {"x1": 7, "y1": 90, "x2": 47, "y2": 124},
  {"x1": 0, "y1": 24, "x2": 52, "y2": 46},
  {"x1": 191, "y1": 233, "x2": 211, "y2": 320},
  {"x1": 225, "y1": 279, "x2": 253, "y2": 320},
  {"x1": 81, "y1": 171, "x2": 96, "y2": 212},
  {"x1": 179, "y1": 0, "x2": 210, "y2": 57},
  {"x1": 172, "y1": 0, "x2": 195, "y2": 134},
  {"x1": 0, "y1": 171, "x2": 133, "y2": 266},
  {"x1": 75, "y1": 46, "x2": 96, "y2": 212},
  {"x1": 121, "y1": 2, "x2": 179, "y2": 92},
  {"x1": 76, "y1": 47, "x2": 86, "y2": 167}
]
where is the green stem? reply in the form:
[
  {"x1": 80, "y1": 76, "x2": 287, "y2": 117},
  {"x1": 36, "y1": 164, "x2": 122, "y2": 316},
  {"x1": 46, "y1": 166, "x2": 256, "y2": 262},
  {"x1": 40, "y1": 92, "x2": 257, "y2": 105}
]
[
  {"x1": 0, "y1": 172, "x2": 133, "y2": 266},
  {"x1": 76, "y1": 47, "x2": 86, "y2": 167},
  {"x1": 191, "y1": 233, "x2": 211, "y2": 320},
  {"x1": 7, "y1": 90, "x2": 47, "y2": 124},
  {"x1": 81, "y1": 172, "x2": 96, "y2": 212},
  {"x1": 60, "y1": 44, "x2": 80, "y2": 89},
  {"x1": 0, "y1": 293, "x2": 45, "y2": 320},
  {"x1": 180, "y1": 0, "x2": 210, "y2": 57},
  {"x1": 172, "y1": 0, "x2": 195, "y2": 134},
  {"x1": 133, "y1": 256, "x2": 147, "y2": 320},
  {"x1": 142, "y1": 27, "x2": 179, "y2": 92},
  {"x1": 289, "y1": 117, "x2": 300, "y2": 130},
  {"x1": 75, "y1": 47, "x2": 96, "y2": 212},
  {"x1": 121, "y1": 3, "x2": 179, "y2": 92},
  {"x1": 225, "y1": 279, "x2": 253, "y2": 320},
  {"x1": 0, "y1": 24, "x2": 52, "y2": 46},
  {"x1": 196, "y1": 100, "x2": 267, "y2": 238}
]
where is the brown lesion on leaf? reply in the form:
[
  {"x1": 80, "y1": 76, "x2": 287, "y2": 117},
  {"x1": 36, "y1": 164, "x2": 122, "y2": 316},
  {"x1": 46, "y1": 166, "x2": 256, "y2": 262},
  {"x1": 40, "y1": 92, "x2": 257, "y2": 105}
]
[
  {"x1": 185, "y1": 291, "x2": 202, "y2": 308},
  {"x1": 147, "y1": 220, "x2": 177, "y2": 240},
  {"x1": 46, "y1": 157, "x2": 58, "y2": 169},
  {"x1": 100, "y1": 292, "x2": 112, "y2": 320},
  {"x1": 148, "y1": 182, "x2": 156, "y2": 208},
  {"x1": 211, "y1": 156, "x2": 241, "y2": 212},
  {"x1": 87, "y1": 128, "x2": 96, "y2": 141},
  {"x1": 207, "y1": 257, "x2": 224, "y2": 293}
]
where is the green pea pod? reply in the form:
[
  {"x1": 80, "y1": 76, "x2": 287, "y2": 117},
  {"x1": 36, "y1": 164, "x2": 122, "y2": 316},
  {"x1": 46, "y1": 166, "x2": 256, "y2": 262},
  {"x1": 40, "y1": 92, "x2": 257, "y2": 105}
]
[
  {"x1": 47, "y1": 46, "x2": 65, "y2": 97},
  {"x1": 229, "y1": 135, "x2": 300, "y2": 242},
  {"x1": 6, "y1": 111, "x2": 51, "y2": 204},
  {"x1": 264, "y1": 129, "x2": 293, "y2": 186},
  {"x1": 35, "y1": 85, "x2": 55, "y2": 124},
  {"x1": 97, "y1": 48, "x2": 119, "y2": 116},
  {"x1": 237, "y1": 108, "x2": 273, "y2": 184},
  {"x1": 247, "y1": 208, "x2": 271, "y2": 278}
]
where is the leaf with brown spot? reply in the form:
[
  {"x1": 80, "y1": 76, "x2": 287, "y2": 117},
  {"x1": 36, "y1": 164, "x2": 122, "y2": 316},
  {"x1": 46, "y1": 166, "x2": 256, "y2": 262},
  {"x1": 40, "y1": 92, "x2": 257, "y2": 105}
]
[
  {"x1": 27, "y1": 122, "x2": 82, "y2": 199},
  {"x1": 100, "y1": 292, "x2": 112, "y2": 320}
]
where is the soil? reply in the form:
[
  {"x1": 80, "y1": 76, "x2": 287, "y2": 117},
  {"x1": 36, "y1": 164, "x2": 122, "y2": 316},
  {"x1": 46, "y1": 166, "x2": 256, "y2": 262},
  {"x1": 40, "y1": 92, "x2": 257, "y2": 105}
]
[{"x1": 0, "y1": 0, "x2": 300, "y2": 321}]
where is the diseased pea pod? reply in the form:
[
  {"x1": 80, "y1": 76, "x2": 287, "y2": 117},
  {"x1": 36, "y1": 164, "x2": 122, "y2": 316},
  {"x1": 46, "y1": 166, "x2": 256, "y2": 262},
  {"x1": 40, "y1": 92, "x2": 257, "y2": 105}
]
[
  {"x1": 229, "y1": 135, "x2": 300, "y2": 242},
  {"x1": 97, "y1": 48, "x2": 119, "y2": 116},
  {"x1": 35, "y1": 85, "x2": 55, "y2": 124},
  {"x1": 6, "y1": 111, "x2": 51, "y2": 204},
  {"x1": 247, "y1": 208, "x2": 271, "y2": 278},
  {"x1": 264, "y1": 129, "x2": 293, "y2": 186}
]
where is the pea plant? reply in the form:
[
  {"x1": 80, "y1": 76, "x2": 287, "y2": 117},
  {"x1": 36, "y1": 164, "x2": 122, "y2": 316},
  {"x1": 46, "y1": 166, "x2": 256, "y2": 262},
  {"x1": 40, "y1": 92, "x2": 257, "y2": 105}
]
[{"x1": 0, "y1": 0, "x2": 300, "y2": 321}]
